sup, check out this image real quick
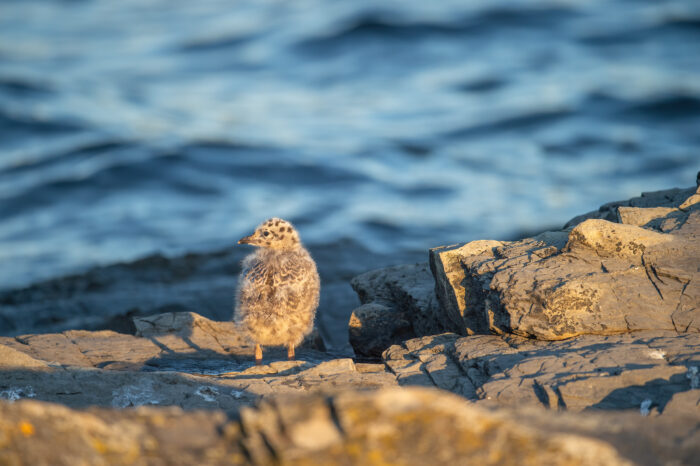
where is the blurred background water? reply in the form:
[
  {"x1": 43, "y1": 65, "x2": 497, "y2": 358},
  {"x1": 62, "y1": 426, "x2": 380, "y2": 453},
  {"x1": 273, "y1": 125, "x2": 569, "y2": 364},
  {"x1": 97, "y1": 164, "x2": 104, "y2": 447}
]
[{"x1": 1, "y1": 0, "x2": 699, "y2": 290}]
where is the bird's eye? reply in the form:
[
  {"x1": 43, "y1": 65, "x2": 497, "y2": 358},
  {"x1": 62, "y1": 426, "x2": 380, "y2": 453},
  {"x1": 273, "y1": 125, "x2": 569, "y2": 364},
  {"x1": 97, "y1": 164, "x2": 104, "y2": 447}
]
[{"x1": 263, "y1": 231, "x2": 270, "y2": 237}]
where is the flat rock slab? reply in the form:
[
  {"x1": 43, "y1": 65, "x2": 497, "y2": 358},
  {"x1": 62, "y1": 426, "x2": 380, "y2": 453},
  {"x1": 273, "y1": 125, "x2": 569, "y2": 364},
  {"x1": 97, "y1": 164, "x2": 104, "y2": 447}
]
[
  {"x1": 0, "y1": 312, "x2": 395, "y2": 410},
  {"x1": 3, "y1": 311, "x2": 698, "y2": 415},
  {"x1": 384, "y1": 331, "x2": 700, "y2": 415},
  {"x1": 2, "y1": 387, "x2": 699, "y2": 466}
]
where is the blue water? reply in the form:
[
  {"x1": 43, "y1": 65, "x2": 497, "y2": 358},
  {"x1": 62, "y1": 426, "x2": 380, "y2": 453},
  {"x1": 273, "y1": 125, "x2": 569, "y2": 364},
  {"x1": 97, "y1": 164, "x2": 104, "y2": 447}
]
[{"x1": 1, "y1": 0, "x2": 699, "y2": 289}]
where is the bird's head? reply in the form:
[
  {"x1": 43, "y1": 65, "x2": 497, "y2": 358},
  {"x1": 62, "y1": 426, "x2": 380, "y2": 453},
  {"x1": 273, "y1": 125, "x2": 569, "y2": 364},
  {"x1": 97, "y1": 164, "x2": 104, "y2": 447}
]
[{"x1": 238, "y1": 218, "x2": 302, "y2": 251}]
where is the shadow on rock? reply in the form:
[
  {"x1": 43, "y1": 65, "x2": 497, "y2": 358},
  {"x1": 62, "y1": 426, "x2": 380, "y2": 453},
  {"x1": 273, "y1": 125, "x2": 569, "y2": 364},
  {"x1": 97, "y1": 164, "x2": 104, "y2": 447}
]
[{"x1": 588, "y1": 371, "x2": 693, "y2": 414}]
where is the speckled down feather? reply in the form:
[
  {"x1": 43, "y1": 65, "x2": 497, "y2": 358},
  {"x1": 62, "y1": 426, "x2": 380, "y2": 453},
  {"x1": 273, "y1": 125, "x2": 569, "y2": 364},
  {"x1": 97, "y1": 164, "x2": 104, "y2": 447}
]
[{"x1": 234, "y1": 219, "x2": 320, "y2": 347}]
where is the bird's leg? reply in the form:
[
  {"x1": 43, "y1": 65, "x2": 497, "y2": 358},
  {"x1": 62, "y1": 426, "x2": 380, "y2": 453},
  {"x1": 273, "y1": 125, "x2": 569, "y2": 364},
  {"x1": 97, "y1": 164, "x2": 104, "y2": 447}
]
[
  {"x1": 287, "y1": 344, "x2": 295, "y2": 361},
  {"x1": 255, "y1": 343, "x2": 263, "y2": 365}
]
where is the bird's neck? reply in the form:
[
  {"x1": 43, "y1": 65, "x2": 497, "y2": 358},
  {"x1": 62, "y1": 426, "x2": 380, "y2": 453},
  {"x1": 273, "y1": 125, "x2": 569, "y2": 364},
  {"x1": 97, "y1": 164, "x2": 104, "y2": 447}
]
[{"x1": 258, "y1": 245, "x2": 301, "y2": 259}]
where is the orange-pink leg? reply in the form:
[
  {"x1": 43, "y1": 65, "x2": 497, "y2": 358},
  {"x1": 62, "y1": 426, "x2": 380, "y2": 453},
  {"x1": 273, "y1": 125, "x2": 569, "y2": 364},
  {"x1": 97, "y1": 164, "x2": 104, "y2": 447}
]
[
  {"x1": 255, "y1": 344, "x2": 262, "y2": 365},
  {"x1": 287, "y1": 344, "x2": 295, "y2": 361}
]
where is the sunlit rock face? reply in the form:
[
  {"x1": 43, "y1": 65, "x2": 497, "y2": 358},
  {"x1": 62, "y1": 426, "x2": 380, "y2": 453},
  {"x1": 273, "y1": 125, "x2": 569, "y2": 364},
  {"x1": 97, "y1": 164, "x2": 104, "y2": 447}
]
[
  {"x1": 429, "y1": 185, "x2": 700, "y2": 340},
  {"x1": 345, "y1": 184, "x2": 700, "y2": 419}
]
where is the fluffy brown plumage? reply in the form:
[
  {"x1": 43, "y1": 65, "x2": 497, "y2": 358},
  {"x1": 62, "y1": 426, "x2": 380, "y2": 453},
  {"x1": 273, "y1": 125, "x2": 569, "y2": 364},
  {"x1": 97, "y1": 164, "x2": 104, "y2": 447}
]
[{"x1": 234, "y1": 218, "x2": 320, "y2": 364}]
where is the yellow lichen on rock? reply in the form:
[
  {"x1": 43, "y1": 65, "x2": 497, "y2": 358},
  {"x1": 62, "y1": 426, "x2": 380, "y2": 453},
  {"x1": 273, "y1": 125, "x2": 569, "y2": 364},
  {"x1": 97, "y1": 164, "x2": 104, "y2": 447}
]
[{"x1": 18, "y1": 421, "x2": 34, "y2": 437}]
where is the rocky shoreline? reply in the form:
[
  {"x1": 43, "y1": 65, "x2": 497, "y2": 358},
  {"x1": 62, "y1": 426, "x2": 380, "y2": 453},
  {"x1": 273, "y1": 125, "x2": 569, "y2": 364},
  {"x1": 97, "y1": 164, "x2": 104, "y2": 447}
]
[{"x1": 1, "y1": 183, "x2": 699, "y2": 465}]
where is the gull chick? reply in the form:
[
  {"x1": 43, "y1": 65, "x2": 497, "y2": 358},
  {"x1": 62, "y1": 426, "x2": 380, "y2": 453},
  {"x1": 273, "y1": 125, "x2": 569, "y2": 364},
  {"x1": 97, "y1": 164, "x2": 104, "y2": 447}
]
[{"x1": 235, "y1": 218, "x2": 320, "y2": 364}]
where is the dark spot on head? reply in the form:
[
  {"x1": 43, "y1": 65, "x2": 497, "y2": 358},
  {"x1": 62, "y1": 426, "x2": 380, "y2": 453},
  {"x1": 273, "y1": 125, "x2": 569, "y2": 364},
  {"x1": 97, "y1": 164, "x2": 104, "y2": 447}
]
[
  {"x1": 279, "y1": 234, "x2": 285, "y2": 239},
  {"x1": 266, "y1": 241, "x2": 271, "y2": 246},
  {"x1": 287, "y1": 226, "x2": 292, "y2": 232},
  {"x1": 275, "y1": 220, "x2": 280, "y2": 226}
]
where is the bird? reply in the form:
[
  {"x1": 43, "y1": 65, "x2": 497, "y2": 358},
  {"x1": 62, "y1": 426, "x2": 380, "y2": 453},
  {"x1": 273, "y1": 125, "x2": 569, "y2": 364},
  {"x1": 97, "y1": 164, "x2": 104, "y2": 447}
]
[{"x1": 234, "y1": 218, "x2": 320, "y2": 365}]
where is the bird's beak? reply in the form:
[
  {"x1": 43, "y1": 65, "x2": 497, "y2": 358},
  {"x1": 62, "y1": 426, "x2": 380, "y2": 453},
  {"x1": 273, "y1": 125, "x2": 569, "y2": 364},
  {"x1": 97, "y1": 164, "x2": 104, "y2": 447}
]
[{"x1": 238, "y1": 235, "x2": 255, "y2": 245}]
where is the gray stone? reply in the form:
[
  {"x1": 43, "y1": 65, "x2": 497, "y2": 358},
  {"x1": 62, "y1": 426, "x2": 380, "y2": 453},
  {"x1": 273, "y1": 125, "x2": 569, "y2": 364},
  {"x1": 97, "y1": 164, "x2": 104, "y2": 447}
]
[
  {"x1": 429, "y1": 232, "x2": 568, "y2": 336},
  {"x1": 383, "y1": 331, "x2": 700, "y2": 414},
  {"x1": 349, "y1": 263, "x2": 446, "y2": 358},
  {"x1": 429, "y1": 190, "x2": 700, "y2": 340},
  {"x1": 0, "y1": 312, "x2": 396, "y2": 411},
  {"x1": 563, "y1": 185, "x2": 698, "y2": 229},
  {"x1": 616, "y1": 206, "x2": 680, "y2": 226},
  {"x1": 348, "y1": 303, "x2": 412, "y2": 359}
]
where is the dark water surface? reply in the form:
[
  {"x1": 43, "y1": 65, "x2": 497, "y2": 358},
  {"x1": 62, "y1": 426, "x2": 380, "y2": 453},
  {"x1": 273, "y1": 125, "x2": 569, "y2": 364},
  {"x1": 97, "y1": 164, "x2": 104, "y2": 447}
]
[{"x1": 1, "y1": 0, "x2": 699, "y2": 289}]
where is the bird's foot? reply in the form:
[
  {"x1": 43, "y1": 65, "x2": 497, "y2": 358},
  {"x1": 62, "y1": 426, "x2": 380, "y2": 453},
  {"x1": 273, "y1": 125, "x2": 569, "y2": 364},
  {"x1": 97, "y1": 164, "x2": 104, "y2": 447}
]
[
  {"x1": 287, "y1": 344, "x2": 295, "y2": 361},
  {"x1": 255, "y1": 343, "x2": 263, "y2": 365}
]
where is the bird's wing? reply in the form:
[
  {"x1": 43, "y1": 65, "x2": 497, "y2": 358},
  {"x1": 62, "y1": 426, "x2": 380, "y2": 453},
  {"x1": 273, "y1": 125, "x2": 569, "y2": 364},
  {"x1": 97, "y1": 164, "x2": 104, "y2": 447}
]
[
  {"x1": 238, "y1": 252, "x2": 319, "y2": 311},
  {"x1": 243, "y1": 259, "x2": 273, "y2": 286},
  {"x1": 273, "y1": 255, "x2": 317, "y2": 288},
  {"x1": 238, "y1": 256, "x2": 275, "y2": 309}
]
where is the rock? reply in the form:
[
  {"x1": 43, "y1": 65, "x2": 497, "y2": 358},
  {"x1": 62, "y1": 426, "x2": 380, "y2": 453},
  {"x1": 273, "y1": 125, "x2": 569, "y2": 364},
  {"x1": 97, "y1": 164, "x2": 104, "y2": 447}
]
[
  {"x1": 3, "y1": 387, "x2": 699, "y2": 465},
  {"x1": 348, "y1": 303, "x2": 412, "y2": 359},
  {"x1": 0, "y1": 312, "x2": 395, "y2": 410},
  {"x1": 349, "y1": 263, "x2": 446, "y2": 358},
  {"x1": 568, "y1": 218, "x2": 674, "y2": 256},
  {"x1": 680, "y1": 193, "x2": 700, "y2": 211},
  {"x1": 0, "y1": 344, "x2": 48, "y2": 369},
  {"x1": 2, "y1": 309, "x2": 699, "y2": 465},
  {"x1": 351, "y1": 263, "x2": 446, "y2": 336},
  {"x1": 12, "y1": 310, "x2": 700, "y2": 416},
  {"x1": 616, "y1": 206, "x2": 680, "y2": 226},
  {"x1": 235, "y1": 387, "x2": 635, "y2": 465},
  {"x1": 563, "y1": 185, "x2": 698, "y2": 229},
  {"x1": 429, "y1": 232, "x2": 568, "y2": 336},
  {"x1": 0, "y1": 399, "x2": 235, "y2": 465},
  {"x1": 133, "y1": 311, "x2": 323, "y2": 352},
  {"x1": 663, "y1": 389, "x2": 700, "y2": 415},
  {"x1": 304, "y1": 239, "x2": 424, "y2": 354},
  {"x1": 383, "y1": 331, "x2": 700, "y2": 414},
  {"x1": 429, "y1": 189, "x2": 700, "y2": 340}
]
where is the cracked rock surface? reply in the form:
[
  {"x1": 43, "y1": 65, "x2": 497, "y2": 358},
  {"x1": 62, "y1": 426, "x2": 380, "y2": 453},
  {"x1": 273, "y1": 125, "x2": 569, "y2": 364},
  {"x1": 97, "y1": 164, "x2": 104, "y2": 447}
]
[
  {"x1": 429, "y1": 185, "x2": 700, "y2": 339},
  {"x1": 2, "y1": 310, "x2": 697, "y2": 417},
  {"x1": 0, "y1": 312, "x2": 394, "y2": 410},
  {"x1": 383, "y1": 331, "x2": 700, "y2": 414}
]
